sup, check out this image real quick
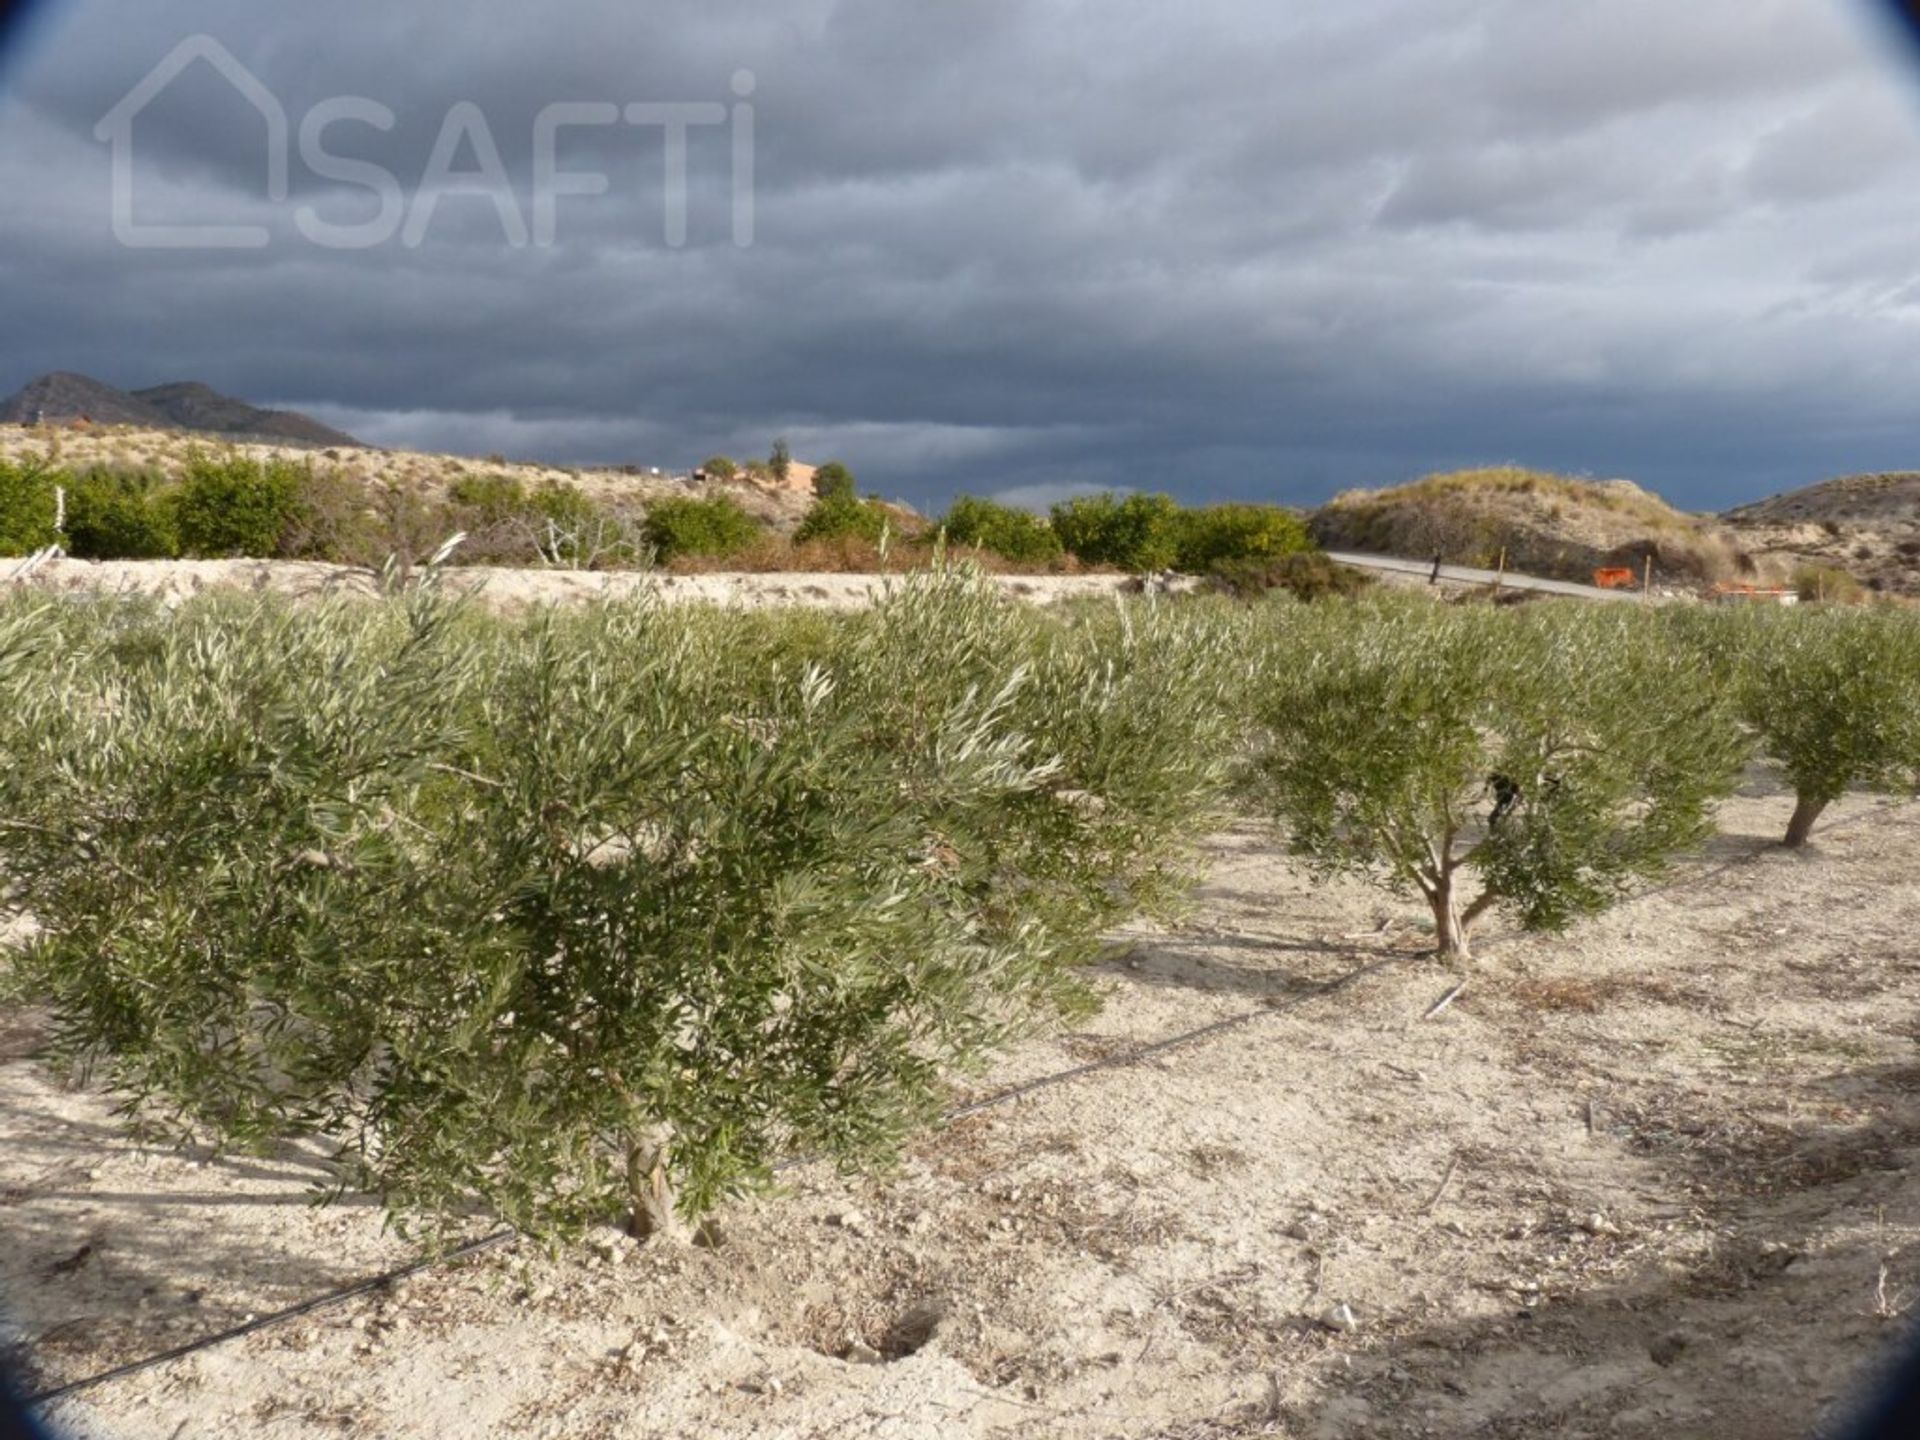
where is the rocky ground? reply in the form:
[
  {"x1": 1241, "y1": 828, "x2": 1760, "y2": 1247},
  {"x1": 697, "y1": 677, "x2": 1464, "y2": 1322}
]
[
  {"x1": 5, "y1": 779, "x2": 1920, "y2": 1439},
  {"x1": 1722, "y1": 520, "x2": 1920, "y2": 599},
  {"x1": 1724, "y1": 473, "x2": 1920, "y2": 598}
]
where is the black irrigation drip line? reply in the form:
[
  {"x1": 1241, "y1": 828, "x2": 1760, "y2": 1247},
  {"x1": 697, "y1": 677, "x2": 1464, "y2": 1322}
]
[
  {"x1": 942, "y1": 951, "x2": 1406, "y2": 1124},
  {"x1": 26, "y1": 952, "x2": 1405, "y2": 1411},
  {"x1": 26, "y1": 795, "x2": 1920, "y2": 1410},
  {"x1": 26, "y1": 1227, "x2": 518, "y2": 1407}
]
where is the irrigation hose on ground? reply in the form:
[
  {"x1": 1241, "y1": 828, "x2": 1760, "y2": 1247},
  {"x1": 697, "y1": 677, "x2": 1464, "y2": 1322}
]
[{"x1": 24, "y1": 795, "x2": 1917, "y2": 1410}]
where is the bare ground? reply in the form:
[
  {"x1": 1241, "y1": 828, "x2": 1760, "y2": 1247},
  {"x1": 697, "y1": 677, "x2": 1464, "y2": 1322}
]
[
  {"x1": 3, "y1": 557, "x2": 1179, "y2": 611},
  {"x1": 5, "y1": 785, "x2": 1920, "y2": 1439}
]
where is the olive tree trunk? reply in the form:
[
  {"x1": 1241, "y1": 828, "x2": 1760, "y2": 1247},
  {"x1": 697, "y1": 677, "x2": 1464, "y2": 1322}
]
[
  {"x1": 624, "y1": 1127, "x2": 683, "y2": 1243},
  {"x1": 1420, "y1": 846, "x2": 1499, "y2": 965},
  {"x1": 1783, "y1": 793, "x2": 1828, "y2": 849},
  {"x1": 1422, "y1": 882, "x2": 1468, "y2": 964}
]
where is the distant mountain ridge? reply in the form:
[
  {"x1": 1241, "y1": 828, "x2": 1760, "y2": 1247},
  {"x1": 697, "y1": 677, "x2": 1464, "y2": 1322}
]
[{"x1": 0, "y1": 371, "x2": 361, "y2": 449}]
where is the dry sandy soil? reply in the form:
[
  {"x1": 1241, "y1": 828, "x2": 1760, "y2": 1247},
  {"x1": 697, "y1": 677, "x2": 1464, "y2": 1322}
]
[
  {"x1": 2, "y1": 556, "x2": 1184, "y2": 612},
  {"x1": 5, "y1": 779, "x2": 1920, "y2": 1439}
]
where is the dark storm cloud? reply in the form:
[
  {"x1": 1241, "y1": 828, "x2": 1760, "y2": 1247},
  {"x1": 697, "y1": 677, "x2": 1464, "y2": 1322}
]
[{"x1": 3, "y1": 0, "x2": 1920, "y2": 511}]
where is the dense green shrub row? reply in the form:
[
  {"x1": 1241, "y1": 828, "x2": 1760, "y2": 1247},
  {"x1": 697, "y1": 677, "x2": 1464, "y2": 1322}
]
[
  {"x1": 1050, "y1": 492, "x2": 1314, "y2": 573},
  {"x1": 0, "y1": 455, "x2": 652, "y2": 570},
  {"x1": 7, "y1": 451, "x2": 1321, "y2": 579},
  {"x1": 931, "y1": 491, "x2": 1315, "y2": 574},
  {"x1": 937, "y1": 495, "x2": 1064, "y2": 565},
  {"x1": 3, "y1": 455, "x2": 317, "y2": 561}
]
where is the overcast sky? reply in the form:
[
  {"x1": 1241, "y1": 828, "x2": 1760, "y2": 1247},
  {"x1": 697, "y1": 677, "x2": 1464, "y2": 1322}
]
[{"x1": 4, "y1": 0, "x2": 1920, "y2": 512}]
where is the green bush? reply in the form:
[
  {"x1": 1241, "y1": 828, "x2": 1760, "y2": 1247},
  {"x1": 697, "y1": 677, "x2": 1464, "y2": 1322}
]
[
  {"x1": 446, "y1": 477, "x2": 637, "y2": 569},
  {"x1": 1791, "y1": 564, "x2": 1867, "y2": 605},
  {"x1": 171, "y1": 455, "x2": 304, "y2": 558},
  {"x1": 642, "y1": 495, "x2": 763, "y2": 561},
  {"x1": 1245, "y1": 602, "x2": 1747, "y2": 962},
  {"x1": 794, "y1": 492, "x2": 891, "y2": 545},
  {"x1": 1049, "y1": 492, "x2": 1181, "y2": 572},
  {"x1": 1731, "y1": 607, "x2": 1920, "y2": 845},
  {"x1": 937, "y1": 495, "x2": 1063, "y2": 565},
  {"x1": 63, "y1": 468, "x2": 180, "y2": 560},
  {"x1": 1172, "y1": 503, "x2": 1312, "y2": 572},
  {"x1": 812, "y1": 462, "x2": 856, "y2": 501},
  {"x1": 0, "y1": 459, "x2": 63, "y2": 556},
  {"x1": 1210, "y1": 551, "x2": 1371, "y2": 603},
  {"x1": 447, "y1": 472, "x2": 529, "y2": 523},
  {"x1": 279, "y1": 466, "x2": 388, "y2": 566},
  {"x1": 700, "y1": 455, "x2": 738, "y2": 481}
]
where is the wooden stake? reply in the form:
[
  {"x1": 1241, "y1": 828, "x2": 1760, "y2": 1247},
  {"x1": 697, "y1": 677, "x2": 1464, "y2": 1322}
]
[{"x1": 1422, "y1": 982, "x2": 1467, "y2": 1021}]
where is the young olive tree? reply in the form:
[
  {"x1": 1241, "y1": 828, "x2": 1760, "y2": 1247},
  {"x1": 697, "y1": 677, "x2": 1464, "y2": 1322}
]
[
  {"x1": 409, "y1": 595, "x2": 1092, "y2": 1240},
  {"x1": 834, "y1": 572, "x2": 1243, "y2": 949},
  {"x1": 0, "y1": 599, "x2": 59, "y2": 885},
  {"x1": 2, "y1": 595, "x2": 491, "y2": 1155},
  {"x1": 1247, "y1": 602, "x2": 1746, "y2": 963},
  {"x1": 1732, "y1": 607, "x2": 1920, "y2": 846},
  {"x1": 1, "y1": 574, "x2": 1234, "y2": 1244}
]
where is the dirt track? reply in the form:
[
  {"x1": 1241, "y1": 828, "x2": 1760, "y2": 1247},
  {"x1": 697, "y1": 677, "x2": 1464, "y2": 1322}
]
[{"x1": 5, "y1": 781, "x2": 1920, "y2": 1438}]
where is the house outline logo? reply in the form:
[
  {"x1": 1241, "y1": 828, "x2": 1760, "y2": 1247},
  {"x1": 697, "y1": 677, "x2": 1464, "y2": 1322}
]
[{"x1": 94, "y1": 34, "x2": 288, "y2": 249}]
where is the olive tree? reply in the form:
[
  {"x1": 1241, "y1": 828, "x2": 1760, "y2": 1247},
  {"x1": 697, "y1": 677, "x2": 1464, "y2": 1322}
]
[
  {"x1": 1246, "y1": 602, "x2": 1747, "y2": 963},
  {"x1": 834, "y1": 573, "x2": 1244, "y2": 946},
  {"x1": 1733, "y1": 607, "x2": 1920, "y2": 846},
  {"x1": 0, "y1": 601, "x2": 54, "y2": 914},
  {"x1": 1, "y1": 573, "x2": 1239, "y2": 1244}
]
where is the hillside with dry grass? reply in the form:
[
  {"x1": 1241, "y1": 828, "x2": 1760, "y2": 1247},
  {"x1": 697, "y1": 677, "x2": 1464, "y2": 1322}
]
[
  {"x1": 0, "y1": 421, "x2": 822, "y2": 539},
  {"x1": 1724, "y1": 473, "x2": 1920, "y2": 599},
  {"x1": 1311, "y1": 467, "x2": 1763, "y2": 589}
]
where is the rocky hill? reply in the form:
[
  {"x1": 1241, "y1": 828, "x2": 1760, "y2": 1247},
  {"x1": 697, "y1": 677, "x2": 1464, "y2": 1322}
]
[
  {"x1": 0, "y1": 372, "x2": 174, "y2": 430},
  {"x1": 1, "y1": 372, "x2": 360, "y2": 449},
  {"x1": 1722, "y1": 473, "x2": 1920, "y2": 597},
  {"x1": 131, "y1": 382, "x2": 360, "y2": 448},
  {"x1": 1310, "y1": 467, "x2": 1761, "y2": 588}
]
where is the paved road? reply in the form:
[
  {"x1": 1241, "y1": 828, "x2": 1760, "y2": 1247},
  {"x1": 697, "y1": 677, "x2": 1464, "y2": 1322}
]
[{"x1": 1322, "y1": 551, "x2": 1643, "y2": 602}]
